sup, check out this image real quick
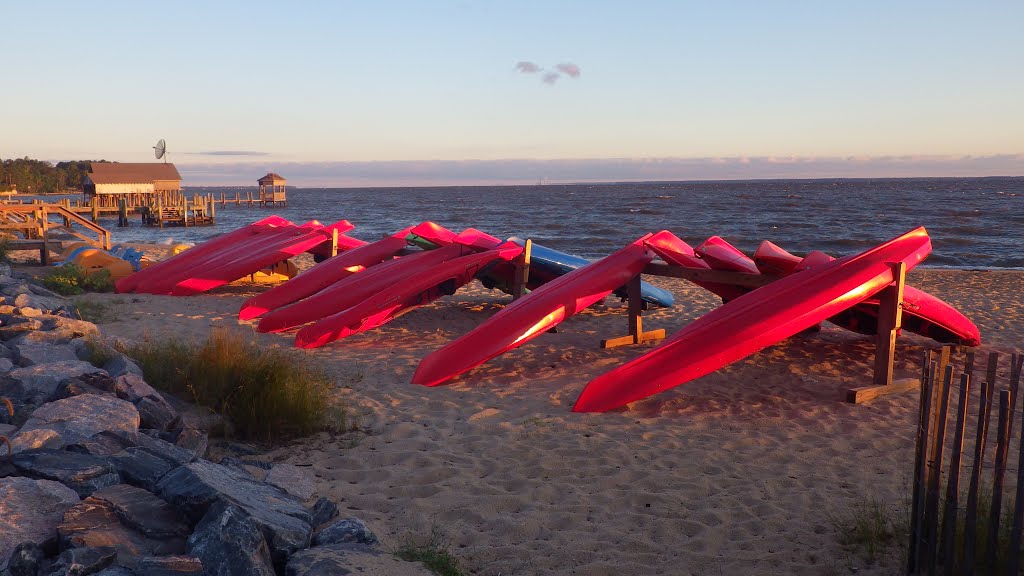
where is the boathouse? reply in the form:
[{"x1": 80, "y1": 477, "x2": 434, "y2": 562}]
[
  {"x1": 83, "y1": 163, "x2": 184, "y2": 208},
  {"x1": 258, "y1": 172, "x2": 287, "y2": 207}
]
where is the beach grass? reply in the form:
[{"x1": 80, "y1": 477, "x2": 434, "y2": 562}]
[
  {"x1": 72, "y1": 297, "x2": 118, "y2": 323},
  {"x1": 394, "y1": 526, "x2": 467, "y2": 576},
  {"x1": 40, "y1": 263, "x2": 114, "y2": 295},
  {"x1": 122, "y1": 329, "x2": 338, "y2": 442},
  {"x1": 828, "y1": 496, "x2": 904, "y2": 565}
]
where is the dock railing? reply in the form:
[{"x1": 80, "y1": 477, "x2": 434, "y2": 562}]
[{"x1": 0, "y1": 203, "x2": 111, "y2": 264}]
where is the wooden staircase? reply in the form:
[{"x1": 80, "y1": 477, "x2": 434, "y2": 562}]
[{"x1": 0, "y1": 204, "x2": 111, "y2": 264}]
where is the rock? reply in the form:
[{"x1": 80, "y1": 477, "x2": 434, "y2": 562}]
[
  {"x1": 45, "y1": 546, "x2": 117, "y2": 576},
  {"x1": 6, "y1": 361, "x2": 105, "y2": 405},
  {"x1": 0, "y1": 422, "x2": 16, "y2": 437},
  {"x1": 0, "y1": 318, "x2": 43, "y2": 341},
  {"x1": 0, "y1": 477, "x2": 80, "y2": 572},
  {"x1": 8, "y1": 542, "x2": 47, "y2": 576},
  {"x1": 14, "y1": 293, "x2": 67, "y2": 314},
  {"x1": 0, "y1": 357, "x2": 14, "y2": 373},
  {"x1": 156, "y1": 460, "x2": 313, "y2": 565},
  {"x1": 12, "y1": 449, "x2": 120, "y2": 498},
  {"x1": 109, "y1": 448, "x2": 175, "y2": 493},
  {"x1": 53, "y1": 377, "x2": 107, "y2": 400},
  {"x1": 285, "y1": 544, "x2": 434, "y2": 576},
  {"x1": 0, "y1": 282, "x2": 33, "y2": 298},
  {"x1": 130, "y1": 555, "x2": 203, "y2": 575},
  {"x1": 133, "y1": 433, "x2": 196, "y2": 466},
  {"x1": 187, "y1": 501, "x2": 276, "y2": 576},
  {"x1": 314, "y1": 518, "x2": 378, "y2": 546},
  {"x1": 92, "y1": 484, "x2": 190, "y2": 539},
  {"x1": 28, "y1": 284, "x2": 65, "y2": 300},
  {"x1": 67, "y1": 431, "x2": 137, "y2": 457},
  {"x1": 12, "y1": 343, "x2": 79, "y2": 367},
  {"x1": 17, "y1": 394, "x2": 138, "y2": 447},
  {"x1": 17, "y1": 307, "x2": 43, "y2": 318},
  {"x1": 308, "y1": 498, "x2": 339, "y2": 529},
  {"x1": 176, "y1": 405, "x2": 224, "y2": 435},
  {"x1": 173, "y1": 428, "x2": 208, "y2": 460},
  {"x1": 135, "y1": 397, "x2": 178, "y2": 432},
  {"x1": 265, "y1": 464, "x2": 317, "y2": 501},
  {"x1": 101, "y1": 354, "x2": 143, "y2": 378},
  {"x1": 93, "y1": 568, "x2": 135, "y2": 576},
  {"x1": 58, "y1": 492, "x2": 187, "y2": 569},
  {"x1": 110, "y1": 374, "x2": 156, "y2": 402},
  {"x1": 9, "y1": 428, "x2": 63, "y2": 454},
  {"x1": 0, "y1": 304, "x2": 15, "y2": 314}
]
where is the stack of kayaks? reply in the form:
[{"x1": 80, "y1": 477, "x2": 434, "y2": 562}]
[
  {"x1": 113, "y1": 215, "x2": 981, "y2": 414},
  {"x1": 115, "y1": 216, "x2": 353, "y2": 295}
]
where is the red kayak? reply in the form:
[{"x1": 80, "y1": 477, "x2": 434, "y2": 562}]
[
  {"x1": 169, "y1": 220, "x2": 353, "y2": 296},
  {"x1": 574, "y1": 227, "x2": 933, "y2": 412},
  {"x1": 694, "y1": 236, "x2": 760, "y2": 274},
  {"x1": 295, "y1": 244, "x2": 523, "y2": 349},
  {"x1": 412, "y1": 232, "x2": 663, "y2": 387},
  {"x1": 753, "y1": 240, "x2": 803, "y2": 275},
  {"x1": 116, "y1": 216, "x2": 291, "y2": 293},
  {"x1": 132, "y1": 222, "x2": 318, "y2": 294},
  {"x1": 258, "y1": 229, "x2": 502, "y2": 333},
  {"x1": 645, "y1": 232, "x2": 752, "y2": 303},
  {"x1": 238, "y1": 226, "x2": 415, "y2": 320},
  {"x1": 755, "y1": 243, "x2": 980, "y2": 346}
]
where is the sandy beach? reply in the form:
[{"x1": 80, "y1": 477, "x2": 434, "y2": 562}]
[{"x1": 59, "y1": 258, "x2": 1023, "y2": 575}]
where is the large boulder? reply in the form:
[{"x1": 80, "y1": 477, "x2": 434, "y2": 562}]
[
  {"x1": 265, "y1": 464, "x2": 317, "y2": 501},
  {"x1": 11, "y1": 449, "x2": 121, "y2": 498},
  {"x1": 11, "y1": 342, "x2": 79, "y2": 367},
  {"x1": 45, "y1": 546, "x2": 118, "y2": 576},
  {"x1": 5, "y1": 362, "x2": 105, "y2": 406},
  {"x1": 156, "y1": 460, "x2": 313, "y2": 566},
  {"x1": 187, "y1": 501, "x2": 276, "y2": 576},
  {"x1": 314, "y1": 518, "x2": 378, "y2": 546},
  {"x1": 0, "y1": 477, "x2": 80, "y2": 572},
  {"x1": 58, "y1": 485, "x2": 189, "y2": 570},
  {"x1": 13, "y1": 293, "x2": 68, "y2": 315},
  {"x1": 14, "y1": 394, "x2": 139, "y2": 448}
]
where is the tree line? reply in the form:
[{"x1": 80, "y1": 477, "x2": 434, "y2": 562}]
[{"x1": 0, "y1": 157, "x2": 111, "y2": 194}]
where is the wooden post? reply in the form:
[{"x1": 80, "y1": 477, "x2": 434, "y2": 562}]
[
  {"x1": 157, "y1": 196, "x2": 164, "y2": 229},
  {"x1": 118, "y1": 199, "x2": 128, "y2": 227},
  {"x1": 40, "y1": 216, "x2": 50, "y2": 265},
  {"x1": 941, "y1": 372, "x2": 971, "y2": 575},
  {"x1": 844, "y1": 262, "x2": 913, "y2": 403},
  {"x1": 208, "y1": 195, "x2": 215, "y2": 222},
  {"x1": 511, "y1": 239, "x2": 532, "y2": 300},
  {"x1": 1008, "y1": 377, "x2": 1024, "y2": 576},
  {"x1": 91, "y1": 200, "x2": 99, "y2": 223},
  {"x1": 600, "y1": 275, "x2": 666, "y2": 349}
]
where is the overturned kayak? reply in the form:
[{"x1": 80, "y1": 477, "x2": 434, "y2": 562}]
[
  {"x1": 574, "y1": 227, "x2": 933, "y2": 412},
  {"x1": 412, "y1": 232, "x2": 665, "y2": 387}
]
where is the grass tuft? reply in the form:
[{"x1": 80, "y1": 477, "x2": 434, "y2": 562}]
[
  {"x1": 40, "y1": 263, "x2": 114, "y2": 295},
  {"x1": 828, "y1": 497, "x2": 902, "y2": 565},
  {"x1": 394, "y1": 527, "x2": 467, "y2": 576},
  {"x1": 122, "y1": 329, "x2": 340, "y2": 443},
  {"x1": 73, "y1": 297, "x2": 118, "y2": 323}
]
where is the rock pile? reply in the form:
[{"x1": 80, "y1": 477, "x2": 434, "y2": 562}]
[{"x1": 0, "y1": 267, "x2": 431, "y2": 576}]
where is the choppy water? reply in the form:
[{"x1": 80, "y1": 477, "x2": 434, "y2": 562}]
[{"x1": 36, "y1": 177, "x2": 1024, "y2": 269}]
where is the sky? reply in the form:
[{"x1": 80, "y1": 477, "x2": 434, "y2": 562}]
[{"x1": 2, "y1": 1, "x2": 1022, "y2": 186}]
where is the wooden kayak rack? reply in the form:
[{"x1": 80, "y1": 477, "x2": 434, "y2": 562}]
[{"x1": 579, "y1": 259, "x2": 925, "y2": 404}]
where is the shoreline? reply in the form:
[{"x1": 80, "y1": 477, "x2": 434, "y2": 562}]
[{"x1": 54, "y1": 258, "x2": 1023, "y2": 575}]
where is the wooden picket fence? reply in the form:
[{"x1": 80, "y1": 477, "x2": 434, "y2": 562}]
[{"x1": 909, "y1": 346, "x2": 1024, "y2": 575}]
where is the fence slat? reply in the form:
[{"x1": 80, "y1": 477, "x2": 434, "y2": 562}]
[
  {"x1": 1008, "y1": 357, "x2": 1024, "y2": 576},
  {"x1": 909, "y1": 354, "x2": 935, "y2": 575},
  {"x1": 963, "y1": 379, "x2": 993, "y2": 576},
  {"x1": 986, "y1": 389, "x2": 1012, "y2": 571},
  {"x1": 942, "y1": 373, "x2": 971, "y2": 575},
  {"x1": 925, "y1": 363, "x2": 955, "y2": 576}
]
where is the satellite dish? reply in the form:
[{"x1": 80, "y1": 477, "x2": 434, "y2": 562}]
[{"x1": 153, "y1": 139, "x2": 167, "y2": 162}]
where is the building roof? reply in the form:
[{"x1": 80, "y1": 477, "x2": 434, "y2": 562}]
[
  {"x1": 258, "y1": 172, "x2": 286, "y2": 184},
  {"x1": 88, "y1": 163, "x2": 181, "y2": 184}
]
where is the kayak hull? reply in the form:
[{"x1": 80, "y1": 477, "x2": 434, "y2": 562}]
[{"x1": 574, "y1": 227, "x2": 933, "y2": 412}]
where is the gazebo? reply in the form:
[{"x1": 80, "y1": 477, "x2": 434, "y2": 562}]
[{"x1": 258, "y1": 172, "x2": 287, "y2": 207}]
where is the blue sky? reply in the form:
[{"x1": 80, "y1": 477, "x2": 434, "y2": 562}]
[{"x1": 3, "y1": 1, "x2": 1022, "y2": 185}]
